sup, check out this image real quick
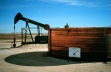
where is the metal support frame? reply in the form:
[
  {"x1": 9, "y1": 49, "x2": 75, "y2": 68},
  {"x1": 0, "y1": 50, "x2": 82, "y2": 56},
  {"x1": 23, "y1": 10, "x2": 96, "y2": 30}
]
[
  {"x1": 37, "y1": 26, "x2": 40, "y2": 36},
  {"x1": 21, "y1": 22, "x2": 34, "y2": 44},
  {"x1": 27, "y1": 23, "x2": 34, "y2": 42},
  {"x1": 24, "y1": 22, "x2": 28, "y2": 42}
]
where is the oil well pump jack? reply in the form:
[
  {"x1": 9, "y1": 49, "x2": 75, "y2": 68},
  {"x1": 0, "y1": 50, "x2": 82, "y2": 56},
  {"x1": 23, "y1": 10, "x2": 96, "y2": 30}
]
[{"x1": 13, "y1": 12, "x2": 50, "y2": 47}]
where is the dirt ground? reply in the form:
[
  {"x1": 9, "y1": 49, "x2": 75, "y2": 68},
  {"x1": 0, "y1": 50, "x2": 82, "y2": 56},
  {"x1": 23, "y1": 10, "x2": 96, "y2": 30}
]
[{"x1": 0, "y1": 35, "x2": 111, "y2": 72}]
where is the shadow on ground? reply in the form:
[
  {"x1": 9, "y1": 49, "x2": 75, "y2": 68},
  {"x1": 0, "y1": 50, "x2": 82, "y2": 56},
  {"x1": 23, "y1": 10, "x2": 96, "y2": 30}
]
[{"x1": 5, "y1": 51, "x2": 83, "y2": 66}]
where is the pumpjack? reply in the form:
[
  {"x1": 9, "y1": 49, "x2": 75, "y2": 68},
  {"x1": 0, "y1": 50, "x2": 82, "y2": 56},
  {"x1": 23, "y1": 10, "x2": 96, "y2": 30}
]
[{"x1": 13, "y1": 12, "x2": 50, "y2": 47}]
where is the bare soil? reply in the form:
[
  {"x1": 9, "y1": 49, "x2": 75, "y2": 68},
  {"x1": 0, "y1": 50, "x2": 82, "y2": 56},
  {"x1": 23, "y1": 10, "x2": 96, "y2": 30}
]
[{"x1": 0, "y1": 34, "x2": 111, "y2": 72}]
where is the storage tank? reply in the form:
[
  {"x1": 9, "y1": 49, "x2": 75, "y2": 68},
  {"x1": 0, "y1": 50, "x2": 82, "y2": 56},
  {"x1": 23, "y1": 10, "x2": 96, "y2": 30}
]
[
  {"x1": 48, "y1": 27, "x2": 111, "y2": 61},
  {"x1": 106, "y1": 33, "x2": 111, "y2": 58}
]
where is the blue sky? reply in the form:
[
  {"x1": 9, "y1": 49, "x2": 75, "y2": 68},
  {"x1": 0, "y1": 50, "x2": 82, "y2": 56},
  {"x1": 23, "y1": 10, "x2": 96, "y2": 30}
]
[{"x1": 0, "y1": 0, "x2": 111, "y2": 33}]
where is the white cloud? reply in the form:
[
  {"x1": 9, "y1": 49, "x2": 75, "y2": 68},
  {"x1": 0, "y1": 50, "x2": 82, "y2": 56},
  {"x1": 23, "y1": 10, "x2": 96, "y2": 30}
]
[
  {"x1": 39, "y1": 0, "x2": 78, "y2": 4},
  {"x1": 39, "y1": 0, "x2": 111, "y2": 7}
]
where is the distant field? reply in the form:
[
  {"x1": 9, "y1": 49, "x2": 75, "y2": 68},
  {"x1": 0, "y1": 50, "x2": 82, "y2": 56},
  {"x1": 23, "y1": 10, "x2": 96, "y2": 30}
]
[
  {"x1": 0, "y1": 33, "x2": 48, "y2": 48},
  {"x1": 0, "y1": 34, "x2": 48, "y2": 40},
  {"x1": 0, "y1": 34, "x2": 20, "y2": 40}
]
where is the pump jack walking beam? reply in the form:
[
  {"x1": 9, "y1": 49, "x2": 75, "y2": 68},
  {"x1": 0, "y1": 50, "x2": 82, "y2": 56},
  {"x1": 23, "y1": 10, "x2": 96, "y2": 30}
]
[{"x1": 14, "y1": 12, "x2": 50, "y2": 30}]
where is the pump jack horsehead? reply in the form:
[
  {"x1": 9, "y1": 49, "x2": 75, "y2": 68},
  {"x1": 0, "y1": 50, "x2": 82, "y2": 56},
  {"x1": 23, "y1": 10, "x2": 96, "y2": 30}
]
[{"x1": 13, "y1": 12, "x2": 50, "y2": 47}]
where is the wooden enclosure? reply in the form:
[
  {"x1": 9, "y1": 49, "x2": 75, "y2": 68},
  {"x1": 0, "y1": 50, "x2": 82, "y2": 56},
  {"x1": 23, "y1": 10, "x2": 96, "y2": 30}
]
[{"x1": 48, "y1": 27, "x2": 111, "y2": 61}]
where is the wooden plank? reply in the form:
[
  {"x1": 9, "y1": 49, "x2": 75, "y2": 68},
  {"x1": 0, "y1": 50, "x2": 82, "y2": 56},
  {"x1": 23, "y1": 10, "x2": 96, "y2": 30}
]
[{"x1": 48, "y1": 28, "x2": 111, "y2": 59}]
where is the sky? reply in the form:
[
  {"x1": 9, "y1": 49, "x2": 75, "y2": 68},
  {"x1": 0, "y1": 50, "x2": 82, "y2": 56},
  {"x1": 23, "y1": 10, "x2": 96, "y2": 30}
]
[{"x1": 0, "y1": 0, "x2": 111, "y2": 33}]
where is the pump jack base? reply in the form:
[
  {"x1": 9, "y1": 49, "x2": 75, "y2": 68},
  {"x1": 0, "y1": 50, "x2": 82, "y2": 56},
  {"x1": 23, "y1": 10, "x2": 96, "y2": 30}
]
[
  {"x1": 13, "y1": 44, "x2": 16, "y2": 48},
  {"x1": 21, "y1": 41, "x2": 48, "y2": 45}
]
